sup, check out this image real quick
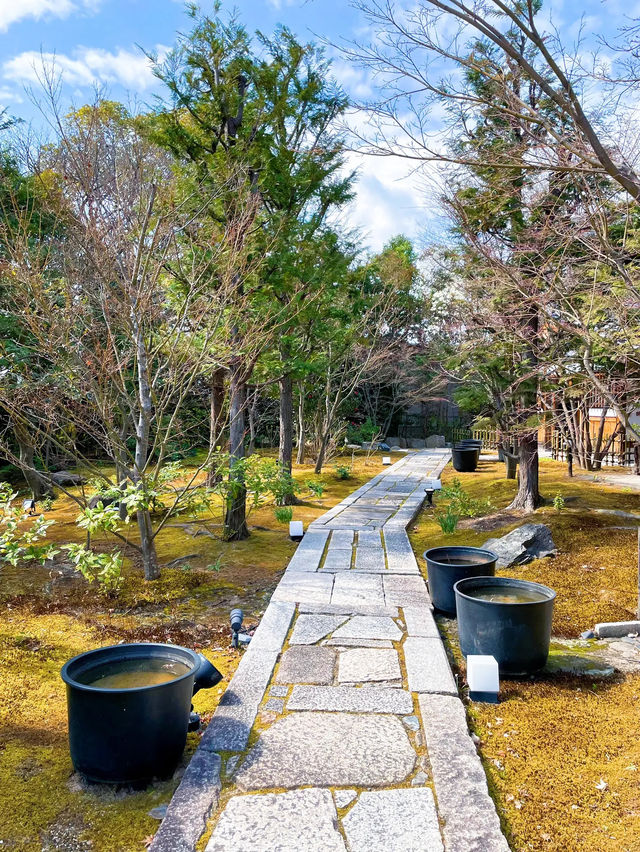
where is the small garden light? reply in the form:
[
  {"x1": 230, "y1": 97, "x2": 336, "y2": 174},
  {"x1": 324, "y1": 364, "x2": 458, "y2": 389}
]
[
  {"x1": 289, "y1": 520, "x2": 304, "y2": 541},
  {"x1": 382, "y1": 456, "x2": 391, "y2": 465},
  {"x1": 230, "y1": 608, "x2": 244, "y2": 648},
  {"x1": 467, "y1": 655, "x2": 500, "y2": 703}
]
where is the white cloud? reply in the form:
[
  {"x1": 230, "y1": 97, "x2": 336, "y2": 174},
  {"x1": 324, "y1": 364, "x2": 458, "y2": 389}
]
[
  {"x1": 0, "y1": 0, "x2": 98, "y2": 33},
  {"x1": 4, "y1": 45, "x2": 168, "y2": 92}
]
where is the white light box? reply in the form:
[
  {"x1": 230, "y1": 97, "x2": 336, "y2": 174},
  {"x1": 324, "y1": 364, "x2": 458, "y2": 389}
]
[
  {"x1": 382, "y1": 456, "x2": 391, "y2": 465},
  {"x1": 289, "y1": 520, "x2": 304, "y2": 540},
  {"x1": 467, "y1": 655, "x2": 499, "y2": 704}
]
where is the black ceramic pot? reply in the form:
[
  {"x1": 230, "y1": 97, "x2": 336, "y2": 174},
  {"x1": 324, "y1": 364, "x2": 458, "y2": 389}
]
[
  {"x1": 424, "y1": 546, "x2": 497, "y2": 616},
  {"x1": 454, "y1": 576, "x2": 556, "y2": 676},
  {"x1": 61, "y1": 642, "x2": 222, "y2": 784},
  {"x1": 452, "y1": 446, "x2": 478, "y2": 472}
]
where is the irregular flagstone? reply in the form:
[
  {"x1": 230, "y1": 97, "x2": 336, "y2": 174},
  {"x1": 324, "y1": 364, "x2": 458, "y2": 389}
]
[
  {"x1": 403, "y1": 636, "x2": 457, "y2": 694},
  {"x1": 342, "y1": 788, "x2": 444, "y2": 852},
  {"x1": 234, "y1": 712, "x2": 416, "y2": 790},
  {"x1": 206, "y1": 789, "x2": 346, "y2": 852},
  {"x1": 288, "y1": 614, "x2": 348, "y2": 645},
  {"x1": 337, "y1": 647, "x2": 402, "y2": 683},
  {"x1": 299, "y1": 602, "x2": 399, "y2": 618},
  {"x1": 287, "y1": 685, "x2": 413, "y2": 714},
  {"x1": 324, "y1": 638, "x2": 394, "y2": 648},
  {"x1": 332, "y1": 573, "x2": 384, "y2": 607},
  {"x1": 272, "y1": 572, "x2": 333, "y2": 605},
  {"x1": 332, "y1": 615, "x2": 402, "y2": 641},
  {"x1": 334, "y1": 789, "x2": 358, "y2": 809},
  {"x1": 275, "y1": 646, "x2": 336, "y2": 684},
  {"x1": 418, "y1": 694, "x2": 509, "y2": 852}
]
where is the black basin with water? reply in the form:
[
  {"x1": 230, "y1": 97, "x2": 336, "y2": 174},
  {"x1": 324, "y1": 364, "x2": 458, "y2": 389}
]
[
  {"x1": 454, "y1": 576, "x2": 556, "y2": 676},
  {"x1": 424, "y1": 546, "x2": 497, "y2": 615},
  {"x1": 61, "y1": 642, "x2": 222, "y2": 784},
  {"x1": 452, "y1": 445, "x2": 478, "y2": 472}
]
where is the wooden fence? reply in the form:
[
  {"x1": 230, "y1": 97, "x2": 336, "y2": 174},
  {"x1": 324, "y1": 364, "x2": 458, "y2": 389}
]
[{"x1": 549, "y1": 430, "x2": 640, "y2": 469}]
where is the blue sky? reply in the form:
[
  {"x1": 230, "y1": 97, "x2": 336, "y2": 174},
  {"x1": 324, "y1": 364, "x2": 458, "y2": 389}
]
[{"x1": 0, "y1": 0, "x2": 630, "y2": 250}]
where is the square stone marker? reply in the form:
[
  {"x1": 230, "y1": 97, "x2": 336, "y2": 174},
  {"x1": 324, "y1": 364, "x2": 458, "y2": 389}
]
[
  {"x1": 332, "y1": 615, "x2": 402, "y2": 642},
  {"x1": 275, "y1": 646, "x2": 336, "y2": 684},
  {"x1": 206, "y1": 789, "x2": 346, "y2": 852},
  {"x1": 342, "y1": 788, "x2": 443, "y2": 852},
  {"x1": 289, "y1": 614, "x2": 348, "y2": 645},
  {"x1": 338, "y1": 648, "x2": 401, "y2": 683}
]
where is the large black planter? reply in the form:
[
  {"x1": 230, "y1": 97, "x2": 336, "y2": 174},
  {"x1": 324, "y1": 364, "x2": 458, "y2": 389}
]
[
  {"x1": 424, "y1": 546, "x2": 497, "y2": 615},
  {"x1": 454, "y1": 576, "x2": 556, "y2": 676},
  {"x1": 61, "y1": 642, "x2": 222, "y2": 784},
  {"x1": 452, "y1": 446, "x2": 478, "y2": 472}
]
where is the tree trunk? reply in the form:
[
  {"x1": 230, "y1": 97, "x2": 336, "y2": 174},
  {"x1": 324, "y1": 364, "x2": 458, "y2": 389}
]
[
  {"x1": 505, "y1": 451, "x2": 517, "y2": 480},
  {"x1": 14, "y1": 424, "x2": 51, "y2": 499},
  {"x1": 224, "y1": 360, "x2": 249, "y2": 540},
  {"x1": 137, "y1": 508, "x2": 160, "y2": 581},
  {"x1": 278, "y1": 372, "x2": 299, "y2": 505},
  {"x1": 507, "y1": 433, "x2": 541, "y2": 511},
  {"x1": 206, "y1": 367, "x2": 226, "y2": 487},
  {"x1": 296, "y1": 382, "x2": 306, "y2": 464},
  {"x1": 314, "y1": 431, "x2": 330, "y2": 475}
]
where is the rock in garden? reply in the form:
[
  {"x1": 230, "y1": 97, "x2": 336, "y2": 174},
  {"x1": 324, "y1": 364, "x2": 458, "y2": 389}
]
[
  {"x1": 482, "y1": 523, "x2": 557, "y2": 569},
  {"x1": 425, "y1": 435, "x2": 446, "y2": 448},
  {"x1": 51, "y1": 470, "x2": 85, "y2": 486}
]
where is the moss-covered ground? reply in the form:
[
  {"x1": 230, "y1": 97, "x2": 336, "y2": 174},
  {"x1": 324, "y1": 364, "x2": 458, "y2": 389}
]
[
  {"x1": 409, "y1": 457, "x2": 640, "y2": 852},
  {"x1": 0, "y1": 451, "x2": 395, "y2": 852}
]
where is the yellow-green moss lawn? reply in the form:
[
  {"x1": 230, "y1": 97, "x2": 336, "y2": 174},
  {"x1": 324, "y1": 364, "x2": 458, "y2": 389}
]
[
  {"x1": 0, "y1": 451, "x2": 395, "y2": 852},
  {"x1": 409, "y1": 457, "x2": 640, "y2": 852}
]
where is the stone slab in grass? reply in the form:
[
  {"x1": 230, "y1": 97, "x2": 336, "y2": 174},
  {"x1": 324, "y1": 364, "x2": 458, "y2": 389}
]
[
  {"x1": 342, "y1": 788, "x2": 443, "y2": 852},
  {"x1": 206, "y1": 789, "x2": 346, "y2": 852},
  {"x1": 403, "y1": 637, "x2": 456, "y2": 694},
  {"x1": 332, "y1": 615, "x2": 402, "y2": 642},
  {"x1": 418, "y1": 694, "x2": 509, "y2": 852},
  {"x1": 275, "y1": 646, "x2": 336, "y2": 684},
  {"x1": 337, "y1": 647, "x2": 401, "y2": 683},
  {"x1": 234, "y1": 712, "x2": 416, "y2": 790},
  {"x1": 287, "y1": 685, "x2": 413, "y2": 714}
]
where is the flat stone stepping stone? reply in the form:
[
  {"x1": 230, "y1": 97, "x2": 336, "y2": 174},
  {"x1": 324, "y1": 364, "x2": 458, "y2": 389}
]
[
  {"x1": 275, "y1": 646, "x2": 336, "y2": 684},
  {"x1": 332, "y1": 573, "x2": 384, "y2": 607},
  {"x1": 287, "y1": 685, "x2": 413, "y2": 714},
  {"x1": 358, "y1": 530, "x2": 382, "y2": 547},
  {"x1": 338, "y1": 648, "x2": 401, "y2": 683},
  {"x1": 403, "y1": 637, "x2": 456, "y2": 694},
  {"x1": 342, "y1": 788, "x2": 443, "y2": 852},
  {"x1": 383, "y1": 575, "x2": 430, "y2": 607},
  {"x1": 333, "y1": 616, "x2": 402, "y2": 641},
  {"x1": 206, "y1": 789, "x2": 346, "y2": 852},
  {"x1": 234, "y1": 712, "x2": 415, "y2": 790},
  {"x1": 289, "y1": 614, "x2": 348, "y2": 645},
  {"x1": 354, "y1": 548, "x2": 386, "y2": 572},
  {"x1": 322, "y1": 550, "x2": 353, "y2": 571}
]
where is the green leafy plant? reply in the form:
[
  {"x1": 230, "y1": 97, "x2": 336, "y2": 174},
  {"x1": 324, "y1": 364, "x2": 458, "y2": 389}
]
[
  {"x1": 306, "y1": 479, "x2": 325, "y2": 497},
  {"x1": 437, "y1": 478, "x2": 492, "y2": 518},
  {"x1": 274, "y1": 506, "x2": 294, "y2": 524},
  {"x1": 63, "y1": 543, "x2": 122, "y2": 595},
  {"x1": 334, "y1": 464, "x2": 352, "y2": 480},
  {"x1": 434, "y1": 505, "x2": 460, "y2": 534},
  {"x1": 553, "y1": 492, "x2": 566, "y2": 511},
  {"x1": 0, "y1": 484, "x2": 59, "y2": 566}
]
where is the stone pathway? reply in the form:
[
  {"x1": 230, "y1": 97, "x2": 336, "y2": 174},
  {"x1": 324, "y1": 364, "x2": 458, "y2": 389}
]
[{"x1": 150, "y1": 451, "x2": 508, "y2": 852}]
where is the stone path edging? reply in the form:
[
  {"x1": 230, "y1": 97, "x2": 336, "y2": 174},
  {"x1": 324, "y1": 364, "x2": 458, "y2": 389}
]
[{"x1": 151, "y1": 451, "x2": 509, "y2": 852}]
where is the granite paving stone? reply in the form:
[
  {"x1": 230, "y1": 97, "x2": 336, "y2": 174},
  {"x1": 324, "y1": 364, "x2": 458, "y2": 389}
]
[
  {"x1": 248, "y1": 601, "x2": 295, "y2": 651},
  {"x1": 403, "y1": 606, "x2": 440, "y2": 638},
  {"x1": 299, "y1": 602, "x2": 399, "y2": 617},
  {"x1": 263, "y1": 698, "x2": 284, "y2": 713},
  {"x1": 403, "y1": 637, "x2": 457, "y2": 694},
  {"x1": 324, "y1": 637, "x2": 394, "y2": 648},
  {"x1": 272, "y1": 572, "x2": 333, "y2": 605},
  {"x1": 206, "y1": 789, "x2": 346, "y2": 852},
  {"x1": 332, "y1": 573, "x2": 384, "y2": 607},
  {"x1": 269, "y1": 685, "x2": 288, "y2": 698},
  {"x1": 357, "y1": 531, "x2": 383, "y2": 547},
  {"x1": 418, "y1": 694, "x2": 509, "y2": 851},
  {"x1": 275, "y1": 646, "x2": 336, "y2": 684},
  {"x1": 287, "y1": 685, "x2": 413, "y2": 714},
  {"x1": 334, "y1": 790, "x2": 358, "y2": 808},
  {"x1": 321, "y1": 550, "x2": 353, "y2": 571},
  {"x1": 289, "y1": 614, "x2": 348, "y2": 645},
  {"x1": 332, "y1": 615, "x2": 402, "y2": 641},
  {"x1": 337, "y1": 647, "x2": 401, "y2": 683},
  {"x1": 234, "y1": 712, "x2": 416, "y2": 790},
  {"x1": 354, "y1": 547, "x2": 386, "y2": 572},
  {"x1": 341, "y1": 788, "x2": 443, "y2": 852},
  {"x1": 383, "y1": 575, "x2": 430, "y2": 607}
]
